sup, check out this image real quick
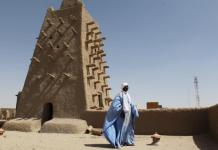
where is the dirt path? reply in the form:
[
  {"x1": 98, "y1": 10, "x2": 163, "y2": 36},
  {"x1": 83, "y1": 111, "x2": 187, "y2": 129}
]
[{"x1": 0, "y1": 131, "x2": 217, "y2": 150}]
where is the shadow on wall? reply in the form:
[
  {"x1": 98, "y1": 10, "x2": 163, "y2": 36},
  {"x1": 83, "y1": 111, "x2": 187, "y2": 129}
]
[
  {"x1": 207, "y1": 103, "x2": 218, "y2": 142},
  {"x1": 193, "y1": 133, "x2": 218, "y2": 150},
  {"x1": 41, "y1": 103, "x2": 53, "y2": 126}
]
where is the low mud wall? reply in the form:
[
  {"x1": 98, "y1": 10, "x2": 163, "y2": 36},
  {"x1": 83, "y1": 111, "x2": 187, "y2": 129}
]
[
  {"x1": 207, "y1": 104, "x2": 218, "y2": 141},
  {"x1": 0, "y1": 108, "x2": 16, "y2": 119},
  {"x1": 82, "y1": 108, "x2": 209, "y2": 135},
  {"x1": 136, "y1": 108, "x2": 208, "y2": 135},
  {"x1": 82, "y1": 111, "x2": 107, "y2": 128}
]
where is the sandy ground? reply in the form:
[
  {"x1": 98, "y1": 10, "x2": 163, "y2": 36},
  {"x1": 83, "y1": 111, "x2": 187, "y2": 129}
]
[{"x1": 0, "y1": 131, "x2": 218, "y2": 150}]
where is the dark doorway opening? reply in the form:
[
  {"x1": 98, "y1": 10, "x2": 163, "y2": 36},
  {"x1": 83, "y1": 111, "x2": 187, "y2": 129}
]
[
  {"x1": 98, "y1": 95, "x2": 103, "y2": 108},
  {"x1": 41, "y1": 103, "x2": 53, "y2": 126}
]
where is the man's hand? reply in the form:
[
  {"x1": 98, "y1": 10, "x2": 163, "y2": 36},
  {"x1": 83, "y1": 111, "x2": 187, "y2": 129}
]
[{"x1": 120, "y1": 111, "x2": 125, "y2": 118}]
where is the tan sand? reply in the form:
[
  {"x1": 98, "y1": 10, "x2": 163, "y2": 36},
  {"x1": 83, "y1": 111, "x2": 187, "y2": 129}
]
[{"x1": 0, "y1": 131, "x2": 218, "y2": 150}]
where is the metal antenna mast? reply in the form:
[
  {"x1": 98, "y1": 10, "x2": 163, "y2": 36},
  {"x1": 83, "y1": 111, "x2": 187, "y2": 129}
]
[
  {"x1": 188, "y1": 88, "x2": 190, "y2": 107},
  {"x1": 194, "y1": 77, "x2": 200, "y2": 107}
]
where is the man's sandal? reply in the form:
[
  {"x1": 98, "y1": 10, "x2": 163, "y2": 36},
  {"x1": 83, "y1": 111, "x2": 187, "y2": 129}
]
[{"x1": 127, "y1": 143, "x2": 135, "y2": 146}]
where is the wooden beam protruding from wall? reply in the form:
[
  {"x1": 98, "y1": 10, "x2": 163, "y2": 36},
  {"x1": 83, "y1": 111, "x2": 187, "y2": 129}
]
[
  {"x1": 47, "y1": 73, "x2": 55, "y2": 79},
  {"x1": 92, "y1": 93, "x2": 99, "y2": 96},
  {"x1": 105, "y1": 97, "x2": 113, "y2": 102},
  {"x1": 48, "y1": 55, "x2": 54, "y2": 62},
  {"x1": 70, "y1": 15, "x2": 76, "y2": 21},
  {"x1": 94, "y1": 80, "x2": 101, "y2": 84},
  {"x1": 90, "y1": 106, "x2": 98, "y2": 109},
  {"x1": 93, "y1": 56, "x2": 101, "y2": 60},
  {"x1": 63, "y1": 73, "x2": 70, "y2": 78},
  {"x1": 97, "y1": 50, "x2": 104, "y2": 54},
  {"x1": 95, "y1": 31, "x2": 102, "y2": 35},
  {"x1": 87, "y1": 64, "x2": 96, "y2": 67},
  {"x1": 86, "y1": 39, "x2": 94, "y2": 44},
  {"x1": 103, "y1": 66, "x2": 109, "y2": 69},
  {"x1": 48, "y1": 42, "x2": 55, "y2": 50},
  {"x1": 92, "y1": 67, "x2": 99, "y2": 71},
  {"x1": 87, "y1": 31, "x2": 94, "y2": 35},
  {"x1": 91, "y1": 27, "x2": 99, "y2": 31},
  {"x1": 101, "y1": 85, "x2": 108, "y2": 88},
  {"x1": 103, "y1": 76, "x2": 110, "y2": 79},
  {"x1": 87, "y1": 21, "x2": 95, "y2": 26},
  {"x1": 106, "y1": 88, "x2": 112, "y2": 91},
  {"x1": 98, "y1": 72, "x2": 105, "y2": 75},
  {"x1": 41, "y1": 31, "x2": 47, "y2": 37},
  {"x1": 94, "y1": 37, "x2": 106, "y2": 42},
  {"x1": 71, "y1": 27, "x2": 77, "y2": 34},
  {"x1": 67, "y1": 54, "x2": 73, "y2": 61},
  {"x1": 56, "y1": 29, "x2": 62, "y2": 36},
  {"x1": 31, "y1": 57, "x2": 40, "y2": 63},
  {"x1": 91, "y1": 45, "x2": 99, "y2": 49},
  {"x1": 100, "y1": 61, "x2": 107, "y2": 64},
  {"x1": 101, "y1": 54, "x2": 107, "y2": 57},
  {"x1": 99, "y1": 43, "x2": 104, "y2": 47},
  {"x1": 63, "y1": 42, "x2": 69, "y2": 48},
  {"x1": 47, "y1": 18, "x2": 52, "y2": 25},
  {"x1": 87, "y1": 75, "x2": 95, "y2": 79},
  {"x1": 35, "y1": 43, "x2": 43, "y2": 50},
  {"x1": 34, "y1": 75, "x2": 41, "y2": 79},
  {"x1": 58, "y1": 17, "x2": 64, "y2": 24}
]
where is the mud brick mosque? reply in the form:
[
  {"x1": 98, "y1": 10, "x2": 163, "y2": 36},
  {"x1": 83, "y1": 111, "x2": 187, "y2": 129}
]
[
  {"x1": 16, "y1": 0, "x2": 112, "y2": 119},
  {"x1": 2, "y1": 0, "x2": 218, "y2": 142}
]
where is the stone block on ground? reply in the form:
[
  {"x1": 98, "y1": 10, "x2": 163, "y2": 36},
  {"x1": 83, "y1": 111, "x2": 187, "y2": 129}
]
[
  {"x1": 39, "y1": 118, "x2": 88, "y2": 134},
  {"x1": 2, "y1": 118, "x2": 41, "y2": 132}
]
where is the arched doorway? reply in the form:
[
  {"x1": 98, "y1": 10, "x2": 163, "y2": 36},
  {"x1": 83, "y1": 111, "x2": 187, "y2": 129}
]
[{"x1": 41, "y1": 103, "x2": 53, "y2": 125}]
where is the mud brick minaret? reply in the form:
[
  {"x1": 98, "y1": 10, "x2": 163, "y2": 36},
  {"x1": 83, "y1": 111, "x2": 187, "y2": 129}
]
[{"x1": 16, "y1": 0, "x2": 113, "y2": 124}]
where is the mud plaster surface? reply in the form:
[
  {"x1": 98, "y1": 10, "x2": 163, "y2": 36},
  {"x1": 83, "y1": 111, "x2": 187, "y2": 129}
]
[
  {"x1": 0, "y1": 131, "x2": 218, "y2": 150},
  {"x1": 82, "y1": 108, "x2": 209, "y2": 135},
  {"x1": 39, "y1": 118, "x2": 88, "y2": 133},
  {"x1": 3, "y1": 119, "x2": 41, "y2": 132},
  {"x1": 16, "y1": 1, "x2": 111, "y2": 119},
  {"x1": 208, "y1": 104, "x2": 218, "y2": 141}
]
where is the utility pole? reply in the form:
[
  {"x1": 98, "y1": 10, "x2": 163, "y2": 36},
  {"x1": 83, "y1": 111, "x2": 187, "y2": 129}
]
[{"x1": 194, "y1": 77, "x2": 200, "y2": 107}]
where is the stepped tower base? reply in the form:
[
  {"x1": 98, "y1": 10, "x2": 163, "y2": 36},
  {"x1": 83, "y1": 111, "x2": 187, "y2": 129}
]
[
  {"x1": 3, "y1": 118, "x2": 41, "y2": 132},
  {"x1": 39, "y1": 119, "x2": 88, "y2": 134}
]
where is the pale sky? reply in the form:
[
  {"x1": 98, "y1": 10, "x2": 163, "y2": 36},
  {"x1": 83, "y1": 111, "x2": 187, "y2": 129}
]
[{"x1": 1, "y1": 0, "x2": 218, "y2": 109}]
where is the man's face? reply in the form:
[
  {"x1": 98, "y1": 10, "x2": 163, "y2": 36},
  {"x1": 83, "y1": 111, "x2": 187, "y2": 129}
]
[{"x1": 123, "y1": 85, "x2": 129, "y2": 92}]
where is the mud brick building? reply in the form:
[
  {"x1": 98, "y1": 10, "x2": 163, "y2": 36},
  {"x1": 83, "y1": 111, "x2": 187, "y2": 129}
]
[{"x1": 15, "y1": 0, "x2": 112, "y2": 122}]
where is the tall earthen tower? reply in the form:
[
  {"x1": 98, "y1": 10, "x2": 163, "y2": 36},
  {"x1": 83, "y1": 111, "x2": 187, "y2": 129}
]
[{"x1": 16, "y1": 0, "x2": 112, "y2": 122}]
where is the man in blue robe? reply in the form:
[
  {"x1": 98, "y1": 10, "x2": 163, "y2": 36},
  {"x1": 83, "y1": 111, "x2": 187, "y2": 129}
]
[{"x1": 103, "y1": 83, "x2": 139, "y2": 149}]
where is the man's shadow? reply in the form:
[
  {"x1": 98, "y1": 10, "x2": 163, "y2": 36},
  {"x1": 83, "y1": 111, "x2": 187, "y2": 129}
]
[{"x1": 84, "y1": 144, "x2": 114, "y2": 149}]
